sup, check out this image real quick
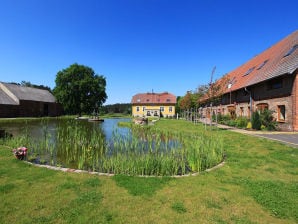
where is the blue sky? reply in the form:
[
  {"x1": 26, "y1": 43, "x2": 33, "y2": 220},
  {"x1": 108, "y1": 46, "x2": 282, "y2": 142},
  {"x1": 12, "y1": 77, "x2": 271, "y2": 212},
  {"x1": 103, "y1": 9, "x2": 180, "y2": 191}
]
[{"x1": 0, "y1": 0, "x2": 297, "y2": 105}]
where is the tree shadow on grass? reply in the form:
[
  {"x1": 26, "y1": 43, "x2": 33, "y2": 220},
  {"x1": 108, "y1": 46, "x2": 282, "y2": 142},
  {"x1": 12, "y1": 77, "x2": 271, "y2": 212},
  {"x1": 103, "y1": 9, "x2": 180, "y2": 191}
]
[{"x1": 113, "y1": 175, "x2": 173, "y2": 197}]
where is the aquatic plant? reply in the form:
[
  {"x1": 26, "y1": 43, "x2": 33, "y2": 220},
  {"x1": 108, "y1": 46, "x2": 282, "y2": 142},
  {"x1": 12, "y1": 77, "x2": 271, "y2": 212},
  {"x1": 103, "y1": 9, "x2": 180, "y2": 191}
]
[{"x1": 4, "y1": 118, "x2": 224, "y2": 176}]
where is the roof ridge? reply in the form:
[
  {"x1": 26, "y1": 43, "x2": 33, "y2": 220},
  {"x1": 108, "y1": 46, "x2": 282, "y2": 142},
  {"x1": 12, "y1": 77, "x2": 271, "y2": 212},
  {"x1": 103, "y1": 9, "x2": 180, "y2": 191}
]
[{"x1": 0, "y1": 82, "x2": 19, "y2": 104}]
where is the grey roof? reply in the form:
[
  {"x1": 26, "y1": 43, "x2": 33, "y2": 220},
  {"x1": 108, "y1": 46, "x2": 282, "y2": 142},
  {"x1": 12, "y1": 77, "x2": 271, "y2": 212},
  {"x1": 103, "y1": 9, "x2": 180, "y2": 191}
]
[
  {"x1": 0, "y1": 82, "x2": 56, "y2": 104},
  {"x1": 0, "y1": 87, "x2": 18, "y2": 105}
]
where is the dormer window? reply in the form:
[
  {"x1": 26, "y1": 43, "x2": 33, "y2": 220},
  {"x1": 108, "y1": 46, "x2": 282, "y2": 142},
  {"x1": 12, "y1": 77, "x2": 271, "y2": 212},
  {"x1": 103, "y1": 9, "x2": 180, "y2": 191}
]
[
  {"x1": 137, "y1": 99, "x2": 141, "y2": 102},
  {"x1": 284, "y1": 44, "x2": 298, "y2": 57},
  {"x1": 166, "y1": 99, "x2": 171, "y2": 102},
  {"x1": 146, "y1": 99, "x2": 149, "y2": 102},
  {"x1": 243, "y1": 67, "x2": 255, "y2": 77},
  {"x1": 257, "y1": 59, "x2": 269, "y2": 70}
]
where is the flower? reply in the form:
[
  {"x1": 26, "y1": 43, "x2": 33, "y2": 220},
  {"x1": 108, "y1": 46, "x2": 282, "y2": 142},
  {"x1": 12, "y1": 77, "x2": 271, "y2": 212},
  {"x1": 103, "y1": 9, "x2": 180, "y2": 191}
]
[{"x1": 12, "y1": 147, "x2": 28, "y2": 160}]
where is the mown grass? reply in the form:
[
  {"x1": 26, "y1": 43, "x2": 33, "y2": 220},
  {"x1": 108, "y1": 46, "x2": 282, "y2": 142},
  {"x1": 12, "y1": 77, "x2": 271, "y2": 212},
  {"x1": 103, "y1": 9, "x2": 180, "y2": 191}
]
[{"x1": 0, "y1": 119, "x2": 297, "y2": 223}]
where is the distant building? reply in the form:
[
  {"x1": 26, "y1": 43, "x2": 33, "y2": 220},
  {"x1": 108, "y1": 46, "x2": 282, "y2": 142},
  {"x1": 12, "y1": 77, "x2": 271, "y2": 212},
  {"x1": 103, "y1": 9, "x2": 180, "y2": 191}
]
[
  {"x1": 131, "y1": 92, "x2": 176, "y2": 117},
  {"x1": 0, "y1": 82, "x2": 62, "y2": 117},
  {"x1": 200, "y1": 30, "x2": 298, "y2": 131}
]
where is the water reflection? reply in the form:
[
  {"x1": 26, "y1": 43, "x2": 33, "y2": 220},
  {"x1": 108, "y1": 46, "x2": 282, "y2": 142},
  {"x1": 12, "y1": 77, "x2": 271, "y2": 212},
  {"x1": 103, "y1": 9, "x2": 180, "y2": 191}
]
[
  {"x1": 1, "y1": 118, "x2": 130, "y2": 169},
  {"x1": 1, "y1": 118, "x2": 130, "y2": 141},
  {"x1": 1, "y1": 118, "x2": 198, "y2": 176}
]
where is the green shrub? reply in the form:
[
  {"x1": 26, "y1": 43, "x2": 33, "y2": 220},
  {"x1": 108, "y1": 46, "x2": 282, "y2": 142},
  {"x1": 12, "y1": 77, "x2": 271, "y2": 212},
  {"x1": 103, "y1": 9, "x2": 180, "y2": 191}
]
[
  {"x1": 227, "y1": 119, "x2": 236, "y2": 127},
  {"x1": 260, "y1": 109, "x2": 277, "y2": 131},
  {"x1": 216, "y1": 114, "x2": 231, "y2": 123},
  {"x1": 235, "y1": 117, "x2": 249, "y2": 128},
  {"x1": 252, "y1": 111, "x2": 261, "y2": 130}
]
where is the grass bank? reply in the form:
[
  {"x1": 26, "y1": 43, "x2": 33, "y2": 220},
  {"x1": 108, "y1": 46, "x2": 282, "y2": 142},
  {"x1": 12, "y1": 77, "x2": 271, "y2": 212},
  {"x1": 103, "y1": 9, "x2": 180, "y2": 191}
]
[{"x1": 0, "y1": 119, "x2": 297, "y2": 223}]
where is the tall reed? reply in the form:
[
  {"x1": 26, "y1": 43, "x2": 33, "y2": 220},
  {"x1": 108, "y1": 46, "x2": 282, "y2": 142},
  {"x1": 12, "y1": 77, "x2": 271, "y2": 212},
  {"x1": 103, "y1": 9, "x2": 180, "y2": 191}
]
[{"x1": 3, "y1": 119, "x2": 224, "y2": 176}]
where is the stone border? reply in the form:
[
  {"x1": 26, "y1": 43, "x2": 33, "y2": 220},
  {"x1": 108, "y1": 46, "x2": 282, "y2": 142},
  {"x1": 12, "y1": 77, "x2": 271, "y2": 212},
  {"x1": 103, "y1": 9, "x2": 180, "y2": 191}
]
[
  {"x1": 24, "y1": 161, "x2": 115, "y2": 176},
  {"x1": 3, "y1": 145, "x2": 225, "y2": 178},
  {"x1": 23, "y1": 159, "x2": 225, "y2": 178}
]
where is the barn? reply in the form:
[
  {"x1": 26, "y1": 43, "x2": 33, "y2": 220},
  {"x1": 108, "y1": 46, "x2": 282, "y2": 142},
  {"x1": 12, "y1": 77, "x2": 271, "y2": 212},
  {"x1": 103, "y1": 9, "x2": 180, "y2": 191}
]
[{"x1": 0, "y1": 82, "x2": 62, "y2": 118}]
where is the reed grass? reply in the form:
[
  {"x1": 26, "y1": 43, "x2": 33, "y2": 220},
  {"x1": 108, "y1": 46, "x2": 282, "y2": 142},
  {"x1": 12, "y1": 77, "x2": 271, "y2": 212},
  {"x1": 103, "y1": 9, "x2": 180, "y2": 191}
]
[{"x1": 2, "y1": 118, "x2": 224, "y2": 176}]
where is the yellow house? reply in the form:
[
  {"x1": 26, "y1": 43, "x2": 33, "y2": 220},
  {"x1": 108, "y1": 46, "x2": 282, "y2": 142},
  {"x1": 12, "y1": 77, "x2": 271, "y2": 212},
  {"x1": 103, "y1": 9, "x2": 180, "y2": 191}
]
[{"x1": 131, "y1": 92, "x2": 176, "y2": 117}]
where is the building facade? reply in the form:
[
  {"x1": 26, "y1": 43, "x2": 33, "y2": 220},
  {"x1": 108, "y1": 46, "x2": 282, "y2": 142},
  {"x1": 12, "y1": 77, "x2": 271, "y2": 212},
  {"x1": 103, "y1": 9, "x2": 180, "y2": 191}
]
[
  {"x1": 131, "y1": 92, "x2": 176, "y2": 118},
  {"x1": 0, "y1": 82, "x2": 62, "y2": 117},
  {"x1": 200, "y1": 30, "x2": 298, "y2": 131}
]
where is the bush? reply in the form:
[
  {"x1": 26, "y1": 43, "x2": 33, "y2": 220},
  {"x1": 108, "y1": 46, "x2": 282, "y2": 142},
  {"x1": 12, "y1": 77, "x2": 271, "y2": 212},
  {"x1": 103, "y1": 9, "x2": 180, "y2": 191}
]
[
  {"x1": 260, "y1": 109, "x2": 277, "y2": 131},
  {"x1": 235, "y1": 117, "x2": 249, "y2": 128},
  {"x1": 252, "y1": 111, "x2": 261, "y2": 130},
  {"x1": 227, "y1": 119, "x2": 236, "y2": 127},
  {"x1": 215, "y1": 114, "x2": 232, "y2": 123}
]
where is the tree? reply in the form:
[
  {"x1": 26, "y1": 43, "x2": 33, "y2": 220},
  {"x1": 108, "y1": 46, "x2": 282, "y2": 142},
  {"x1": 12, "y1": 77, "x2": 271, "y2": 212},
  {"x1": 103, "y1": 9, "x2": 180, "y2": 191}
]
[
  {"x1": 53, "y1": 63, "x2": 107, "y2": 116},
  {"x1": 102, "y1": 103, "x2": 131, "y2": 114},
  {"x1": 19, "y1": 81, "x2": 52, "y2": 92},
  {"x1": 179, "y1": 91, "x2": 192, "y2": 110}
]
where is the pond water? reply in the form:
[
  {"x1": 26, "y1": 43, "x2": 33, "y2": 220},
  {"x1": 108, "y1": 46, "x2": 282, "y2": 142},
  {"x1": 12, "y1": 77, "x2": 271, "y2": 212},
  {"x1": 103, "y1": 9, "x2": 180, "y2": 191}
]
[
  {"x1": 1, "y1": 118, "x2": 131, "y2": 169},
  {"x1": 1, "y1": 118, "x2": 130, "y2": 142},
  {"x1": 1, "y1": 118, "x2": 224, "y2": 176},
  {"x1": 2, "y1": 118, "x2": 182, "y2": 173}
]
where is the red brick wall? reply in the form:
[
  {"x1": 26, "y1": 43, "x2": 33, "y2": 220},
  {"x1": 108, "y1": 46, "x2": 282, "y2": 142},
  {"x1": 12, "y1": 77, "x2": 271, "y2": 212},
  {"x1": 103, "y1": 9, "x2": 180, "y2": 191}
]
[
  {"x1": 202, "y1": 73, "x2": 297, "y2": 131},
  {"x1": 292, "y1": 71, "x2": 298, "y2": 131}
]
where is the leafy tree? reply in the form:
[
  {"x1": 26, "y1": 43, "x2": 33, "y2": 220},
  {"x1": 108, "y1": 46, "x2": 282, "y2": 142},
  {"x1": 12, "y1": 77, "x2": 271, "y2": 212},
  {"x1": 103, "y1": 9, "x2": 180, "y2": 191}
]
[
  {"x1": 11, "y1": 81, "x2": 52, "y2": 92},
  {"x1": 178, "y1": 85, "x2": 209, "y2": 111},
  {"x1": 53, "y1": 63, "x2": 107, "y2": 116},
  {"x1": 102, "y1": 103, "x2": 131, "y2": 114},
  {"x1": 179, "y1": 91, "x2": 192, "y2": 110},
  {"x1": 175, "y1": 96, "x2": 182, "y2": 114},
  {"x1": 205, "y1": 75, "x2": 229, "y2": 106}
]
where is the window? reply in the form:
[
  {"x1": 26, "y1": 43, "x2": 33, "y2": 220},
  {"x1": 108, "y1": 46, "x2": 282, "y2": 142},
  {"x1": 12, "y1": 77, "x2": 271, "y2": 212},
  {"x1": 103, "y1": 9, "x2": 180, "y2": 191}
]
[
  {"x1": 136, "y1": 107, "x2": 140, "y2": 112},
  {"x1": 160, "y1": 107, "x2": 164, "y2": 112},
  {"x1": 277, "y1": 105, "x2": 285, "y2": 122},
  {"x1": 146, "y1": 99, "x2": 150, "y2": 102},
  {"x1": 143, "y1": 107, "x2": 146, "y2": 112},
  {"x1": 243, "y1": 67, "x2": 255, "y2": 76},
  {"x1": 257, "y1": 59, "x2": 269, "y2": 70},
  {"x1": 137, "y1": 99, "x2": 141, "y2": 102},
  {"x1": 284, "y1": 44, "x2": 298, "y2": 57},
  {"x1": 227, "y1": 106, "x2": 236, "y2": 119},
  {"x1": 147, "y1": 111, "x2": 151, "y2": 116},
  {"x1": 166, "y1": 99, "x2": 171, "y2": 102},
  {"x1": 256, "y1": 103, "x2": 268, "y2": 112},
  {"x1": 169, "y1": 106, "x2": 172, "y2": 112}
]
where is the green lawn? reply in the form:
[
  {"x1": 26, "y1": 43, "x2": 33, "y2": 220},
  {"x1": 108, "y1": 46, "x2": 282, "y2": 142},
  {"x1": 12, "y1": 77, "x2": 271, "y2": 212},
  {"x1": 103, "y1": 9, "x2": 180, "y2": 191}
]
[{"x1": 0, "y1": 119, "x2": 297, "y2": 224}]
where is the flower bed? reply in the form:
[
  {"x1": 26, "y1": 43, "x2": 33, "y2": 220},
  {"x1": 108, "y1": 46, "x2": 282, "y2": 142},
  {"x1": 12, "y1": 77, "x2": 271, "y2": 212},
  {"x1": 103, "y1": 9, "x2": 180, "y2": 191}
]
[{"x1": 12, "y1": 147, "x2": 28, "y2": 160}]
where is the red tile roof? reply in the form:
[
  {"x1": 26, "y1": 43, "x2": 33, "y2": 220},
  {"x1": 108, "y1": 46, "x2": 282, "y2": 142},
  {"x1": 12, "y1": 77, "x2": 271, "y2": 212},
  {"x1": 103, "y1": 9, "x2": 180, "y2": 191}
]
[
  {"x1": 219, "y1": 30, "x2": 298, "y2": 94},
  {"x1": 131, "y1": 92, "x2": 176, "y2": 105}
]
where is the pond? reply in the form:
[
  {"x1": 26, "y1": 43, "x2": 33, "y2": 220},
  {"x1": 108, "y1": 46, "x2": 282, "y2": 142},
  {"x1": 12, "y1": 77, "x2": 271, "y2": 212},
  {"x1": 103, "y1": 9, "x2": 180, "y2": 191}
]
[
  {"x1": 1, "y1": 118, "x2": 224, "y2": 176},
  {"x1": 1, "y1": 118, "x2": 130, "y2": 142}
]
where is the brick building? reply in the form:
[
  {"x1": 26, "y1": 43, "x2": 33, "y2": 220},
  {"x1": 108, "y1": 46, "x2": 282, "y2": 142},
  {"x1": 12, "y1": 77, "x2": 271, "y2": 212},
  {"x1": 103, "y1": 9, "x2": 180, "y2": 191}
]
[
  {"x1": 0, "y1": 82, "x2": 62, "y2": 117},
  {"x1": 201, "y1": 30, "x2": 298, "y2": 131}
]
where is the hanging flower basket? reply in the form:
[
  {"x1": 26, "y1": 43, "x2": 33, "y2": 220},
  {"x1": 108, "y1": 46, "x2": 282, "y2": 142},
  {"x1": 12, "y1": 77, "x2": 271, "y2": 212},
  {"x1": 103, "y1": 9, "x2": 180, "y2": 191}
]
[{"x1": 12, "y1": 147, "x2": 28, "y2": 160}]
